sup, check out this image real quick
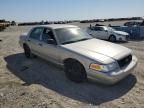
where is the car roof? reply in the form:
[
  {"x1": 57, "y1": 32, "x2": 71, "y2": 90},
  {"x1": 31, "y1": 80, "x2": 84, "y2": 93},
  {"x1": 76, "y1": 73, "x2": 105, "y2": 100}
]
[
  {"x1": 38, "y1": 24, "x2": 78, "y2": 29},
  {"x1": 95, "y1": 26, "x2": 106, "y2": 27},
  {"x1": 94, "y1": 26, "x2": 108, "y2": 29}
]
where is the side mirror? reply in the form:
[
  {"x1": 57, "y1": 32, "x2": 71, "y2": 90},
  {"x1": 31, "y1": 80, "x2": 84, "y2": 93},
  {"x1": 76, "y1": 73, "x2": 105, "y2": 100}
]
[{"x1": 47, "y1": 39, "x2": 57, "y2": 45}]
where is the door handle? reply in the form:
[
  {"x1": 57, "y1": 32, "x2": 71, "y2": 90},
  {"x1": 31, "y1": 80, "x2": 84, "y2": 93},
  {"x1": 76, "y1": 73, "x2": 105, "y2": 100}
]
[{"x1": 39, "y1": 43, "x2": 43, "y2": 46}]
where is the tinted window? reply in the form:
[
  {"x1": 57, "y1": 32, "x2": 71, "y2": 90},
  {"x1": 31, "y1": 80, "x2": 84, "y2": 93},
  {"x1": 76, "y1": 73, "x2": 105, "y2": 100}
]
[
  {"x1": 94, "y1": 27, "x2": 104, "y2": 31},
  {"x1": 41, "y1": 28, "x2": 56, "y2": 43},
  {"x1": 29, "y1": 28, "x2": 43, "y2": 40}
]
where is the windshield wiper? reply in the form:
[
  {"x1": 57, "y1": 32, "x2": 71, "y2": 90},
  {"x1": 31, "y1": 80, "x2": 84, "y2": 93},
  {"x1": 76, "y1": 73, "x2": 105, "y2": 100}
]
[
  {"x1": 62, "y1": 40, "x2": 78, "y2": 45},
  {"x1": 77, "y1": 38, "x2": 91, "y2": 42},
  {"x1": 62, "y1": 38, "x2": 91, "y2": 45}
]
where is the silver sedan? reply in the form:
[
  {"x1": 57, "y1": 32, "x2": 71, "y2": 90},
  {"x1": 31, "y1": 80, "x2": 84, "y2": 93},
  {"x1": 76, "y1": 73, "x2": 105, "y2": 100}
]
[{"x1": 19, "y1": 25, "x2": 137, "y2": 85}]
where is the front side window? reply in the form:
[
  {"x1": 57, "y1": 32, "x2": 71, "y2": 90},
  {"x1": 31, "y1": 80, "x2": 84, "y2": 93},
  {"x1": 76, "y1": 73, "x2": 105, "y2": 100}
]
[
  {"x1": 41, "y1": 28, "x2": 56, "y2": 44},
  {"x1": 29, "y1": 28, "x2": 43, "y2": 40}
]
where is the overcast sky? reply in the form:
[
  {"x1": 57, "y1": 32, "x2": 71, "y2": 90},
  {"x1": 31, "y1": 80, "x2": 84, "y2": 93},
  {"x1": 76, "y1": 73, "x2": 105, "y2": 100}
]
[{"x1": 0, "y1": 0, "x2": 144, "y2": 22}]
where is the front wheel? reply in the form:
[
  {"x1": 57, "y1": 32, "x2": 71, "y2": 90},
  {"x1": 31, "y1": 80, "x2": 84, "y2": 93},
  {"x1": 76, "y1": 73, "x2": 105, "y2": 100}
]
[
  {"x1": 109, "y1": 35, "x2": 116, "y2": 42},
  {"x1": 64, "y1": 60, "x2": 87, "y2": 83}
]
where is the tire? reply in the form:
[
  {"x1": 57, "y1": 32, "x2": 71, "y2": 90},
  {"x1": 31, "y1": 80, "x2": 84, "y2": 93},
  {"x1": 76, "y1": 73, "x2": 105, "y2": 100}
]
[
  {"x1": 64, "y1": 60, "x2": 87, "y2": 83},
  {"x1": 23, "y1": 45, "x2": 31, "y2": 58},
  {"x1": 109, "y1": 35, "x2": 116, "y2": 42}
]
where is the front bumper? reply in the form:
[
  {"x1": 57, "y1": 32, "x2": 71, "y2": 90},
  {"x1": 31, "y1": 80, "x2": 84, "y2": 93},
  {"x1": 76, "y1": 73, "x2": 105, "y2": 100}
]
[
  {"x1": 87, "y1": 56, "x2": 137, "y2": 85},
  {"x1": 116, "y1": 35, "x2": 129, "y2": 42}
]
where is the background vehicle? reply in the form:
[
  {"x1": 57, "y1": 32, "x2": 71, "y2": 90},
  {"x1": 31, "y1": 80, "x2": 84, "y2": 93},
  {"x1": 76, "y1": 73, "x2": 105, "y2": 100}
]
[
  {"x1": 124, "y1": 21, "x2": 142, "y2": 26},
  {"x1": 87, "y1": 26, "x2": 129, "y2": 42},
  {"x1": 19, "y1": 24, "x2": 137, "y2": 85}
]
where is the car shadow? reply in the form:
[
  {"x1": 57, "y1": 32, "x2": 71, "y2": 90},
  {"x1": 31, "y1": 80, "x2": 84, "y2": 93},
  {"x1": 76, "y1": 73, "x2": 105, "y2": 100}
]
[
  {"x1": 4, "y1": 53, "x2": 137, "y2": 105},
  {"x1": 116, "y1": 39, "x2": 144, "y2": 44}
]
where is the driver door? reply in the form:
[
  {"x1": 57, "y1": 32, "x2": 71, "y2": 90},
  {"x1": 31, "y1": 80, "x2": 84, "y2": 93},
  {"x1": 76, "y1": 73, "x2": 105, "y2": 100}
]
[
  {"x1": 39, "y1": 28, "x2": 60, "y2": 64},
  {"x1": 94, "y1": 27, "x2": 108, "y2": 39},
  {"x1": 89, "y1": 27, "x2": 102, "y2": 39}
]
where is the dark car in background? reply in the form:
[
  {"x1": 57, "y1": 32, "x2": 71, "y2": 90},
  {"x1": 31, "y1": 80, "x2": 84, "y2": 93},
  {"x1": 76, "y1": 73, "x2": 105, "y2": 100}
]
[{"x1": 124, "y1": 21, "x2": 142, "y2": 27}]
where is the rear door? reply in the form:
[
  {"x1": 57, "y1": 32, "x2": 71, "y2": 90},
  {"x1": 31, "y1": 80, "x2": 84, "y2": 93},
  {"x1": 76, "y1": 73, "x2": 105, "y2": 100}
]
[{"x1": 27, "y1": 27, "x2": 44, "y2": 55}]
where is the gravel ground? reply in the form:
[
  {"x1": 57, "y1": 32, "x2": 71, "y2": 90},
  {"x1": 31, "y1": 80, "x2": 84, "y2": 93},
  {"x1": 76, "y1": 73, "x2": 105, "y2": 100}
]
[{"x1": 0, "y1": 24, "x2": 144, "y2": 108}]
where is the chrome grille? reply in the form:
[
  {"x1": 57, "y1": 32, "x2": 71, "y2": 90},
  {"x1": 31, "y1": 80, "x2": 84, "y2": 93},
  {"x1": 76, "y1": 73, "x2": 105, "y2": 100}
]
[{"x1": 117, "y1": 54, "x2": 132, "y2": 68}]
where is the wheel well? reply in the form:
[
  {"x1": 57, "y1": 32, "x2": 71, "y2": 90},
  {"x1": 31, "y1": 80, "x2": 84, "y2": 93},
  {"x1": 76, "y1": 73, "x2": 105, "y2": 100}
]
[
  {"x1": 109, "y1": 34, "x2": 116, "y2": 40},
  {"x1": 109, "y1": 34, "x2": 115, "y2": 38},
  {"x1": 23, "y1": 43, "x2": 29, "y2": 49},
  {"x1": 63, "y1": 58, "x2": 86, "y2": 73},
  {"x1": 64, "y1": 58, "x2": 80, "y2": 64}
]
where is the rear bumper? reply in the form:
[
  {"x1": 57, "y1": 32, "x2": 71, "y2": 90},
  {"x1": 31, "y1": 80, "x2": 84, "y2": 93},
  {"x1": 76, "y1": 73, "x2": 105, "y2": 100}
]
[{"x1": 87, "y1": 55, "x2": 137, "y2": 85}]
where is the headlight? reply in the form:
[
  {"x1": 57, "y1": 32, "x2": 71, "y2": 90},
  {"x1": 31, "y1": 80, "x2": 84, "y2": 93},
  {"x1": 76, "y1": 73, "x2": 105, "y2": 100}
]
[
  {"x1": 117, "y1": 33, "x2": 123, "y2": 36},
  {"x1": 116, "y1": 33, "x2": 127, "y2": 37},
  {"x1": 89, "y1": 62, "x2": 118, "y2": 72}
]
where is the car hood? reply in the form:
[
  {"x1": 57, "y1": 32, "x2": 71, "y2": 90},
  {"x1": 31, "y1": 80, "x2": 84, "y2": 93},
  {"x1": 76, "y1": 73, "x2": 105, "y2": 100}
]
[
  {"x1": 61, "y1": 39, "x2": 132, "y2": 64},
  {"x1": 114, "y1": 30, "x2": 129, "y2": 36}
]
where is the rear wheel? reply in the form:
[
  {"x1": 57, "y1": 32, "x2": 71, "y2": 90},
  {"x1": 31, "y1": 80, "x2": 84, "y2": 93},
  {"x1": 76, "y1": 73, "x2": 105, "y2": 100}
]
[
  {"x1": 109, "y1": 35, "x2": 116, "y2": 42},
  {"x1": 23, "y1": 45, "x2": 32, "y2": 58},
  {"x1": 64, "y1": 60, "x2": 87, "y2": 83}
]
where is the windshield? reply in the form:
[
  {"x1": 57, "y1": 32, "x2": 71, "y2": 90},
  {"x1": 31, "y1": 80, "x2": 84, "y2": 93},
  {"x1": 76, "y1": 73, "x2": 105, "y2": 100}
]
[
  {"x1": 107, "y1": 27, "x2": 116, "y2": 31},
  {"x1": 55, "y1": 27, "x2": 92, "y2": 45}
]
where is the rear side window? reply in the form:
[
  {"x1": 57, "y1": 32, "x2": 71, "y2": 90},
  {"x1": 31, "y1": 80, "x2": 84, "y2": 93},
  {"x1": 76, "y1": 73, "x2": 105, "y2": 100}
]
[{"x1": 29, "y1": 28, "x2": 43, "y2": 40}]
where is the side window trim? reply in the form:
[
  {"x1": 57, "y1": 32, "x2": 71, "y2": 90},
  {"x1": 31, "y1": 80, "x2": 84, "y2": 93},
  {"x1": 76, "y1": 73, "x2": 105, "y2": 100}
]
[{"x1": 39, "y1": 27, "x2": 44, "y2": 41}]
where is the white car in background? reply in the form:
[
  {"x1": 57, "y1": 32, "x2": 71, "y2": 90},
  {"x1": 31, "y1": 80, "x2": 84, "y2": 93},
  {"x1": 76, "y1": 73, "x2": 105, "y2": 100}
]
[{"x1": 87, "y1": 26, "x2": 129, "y2": 42}]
